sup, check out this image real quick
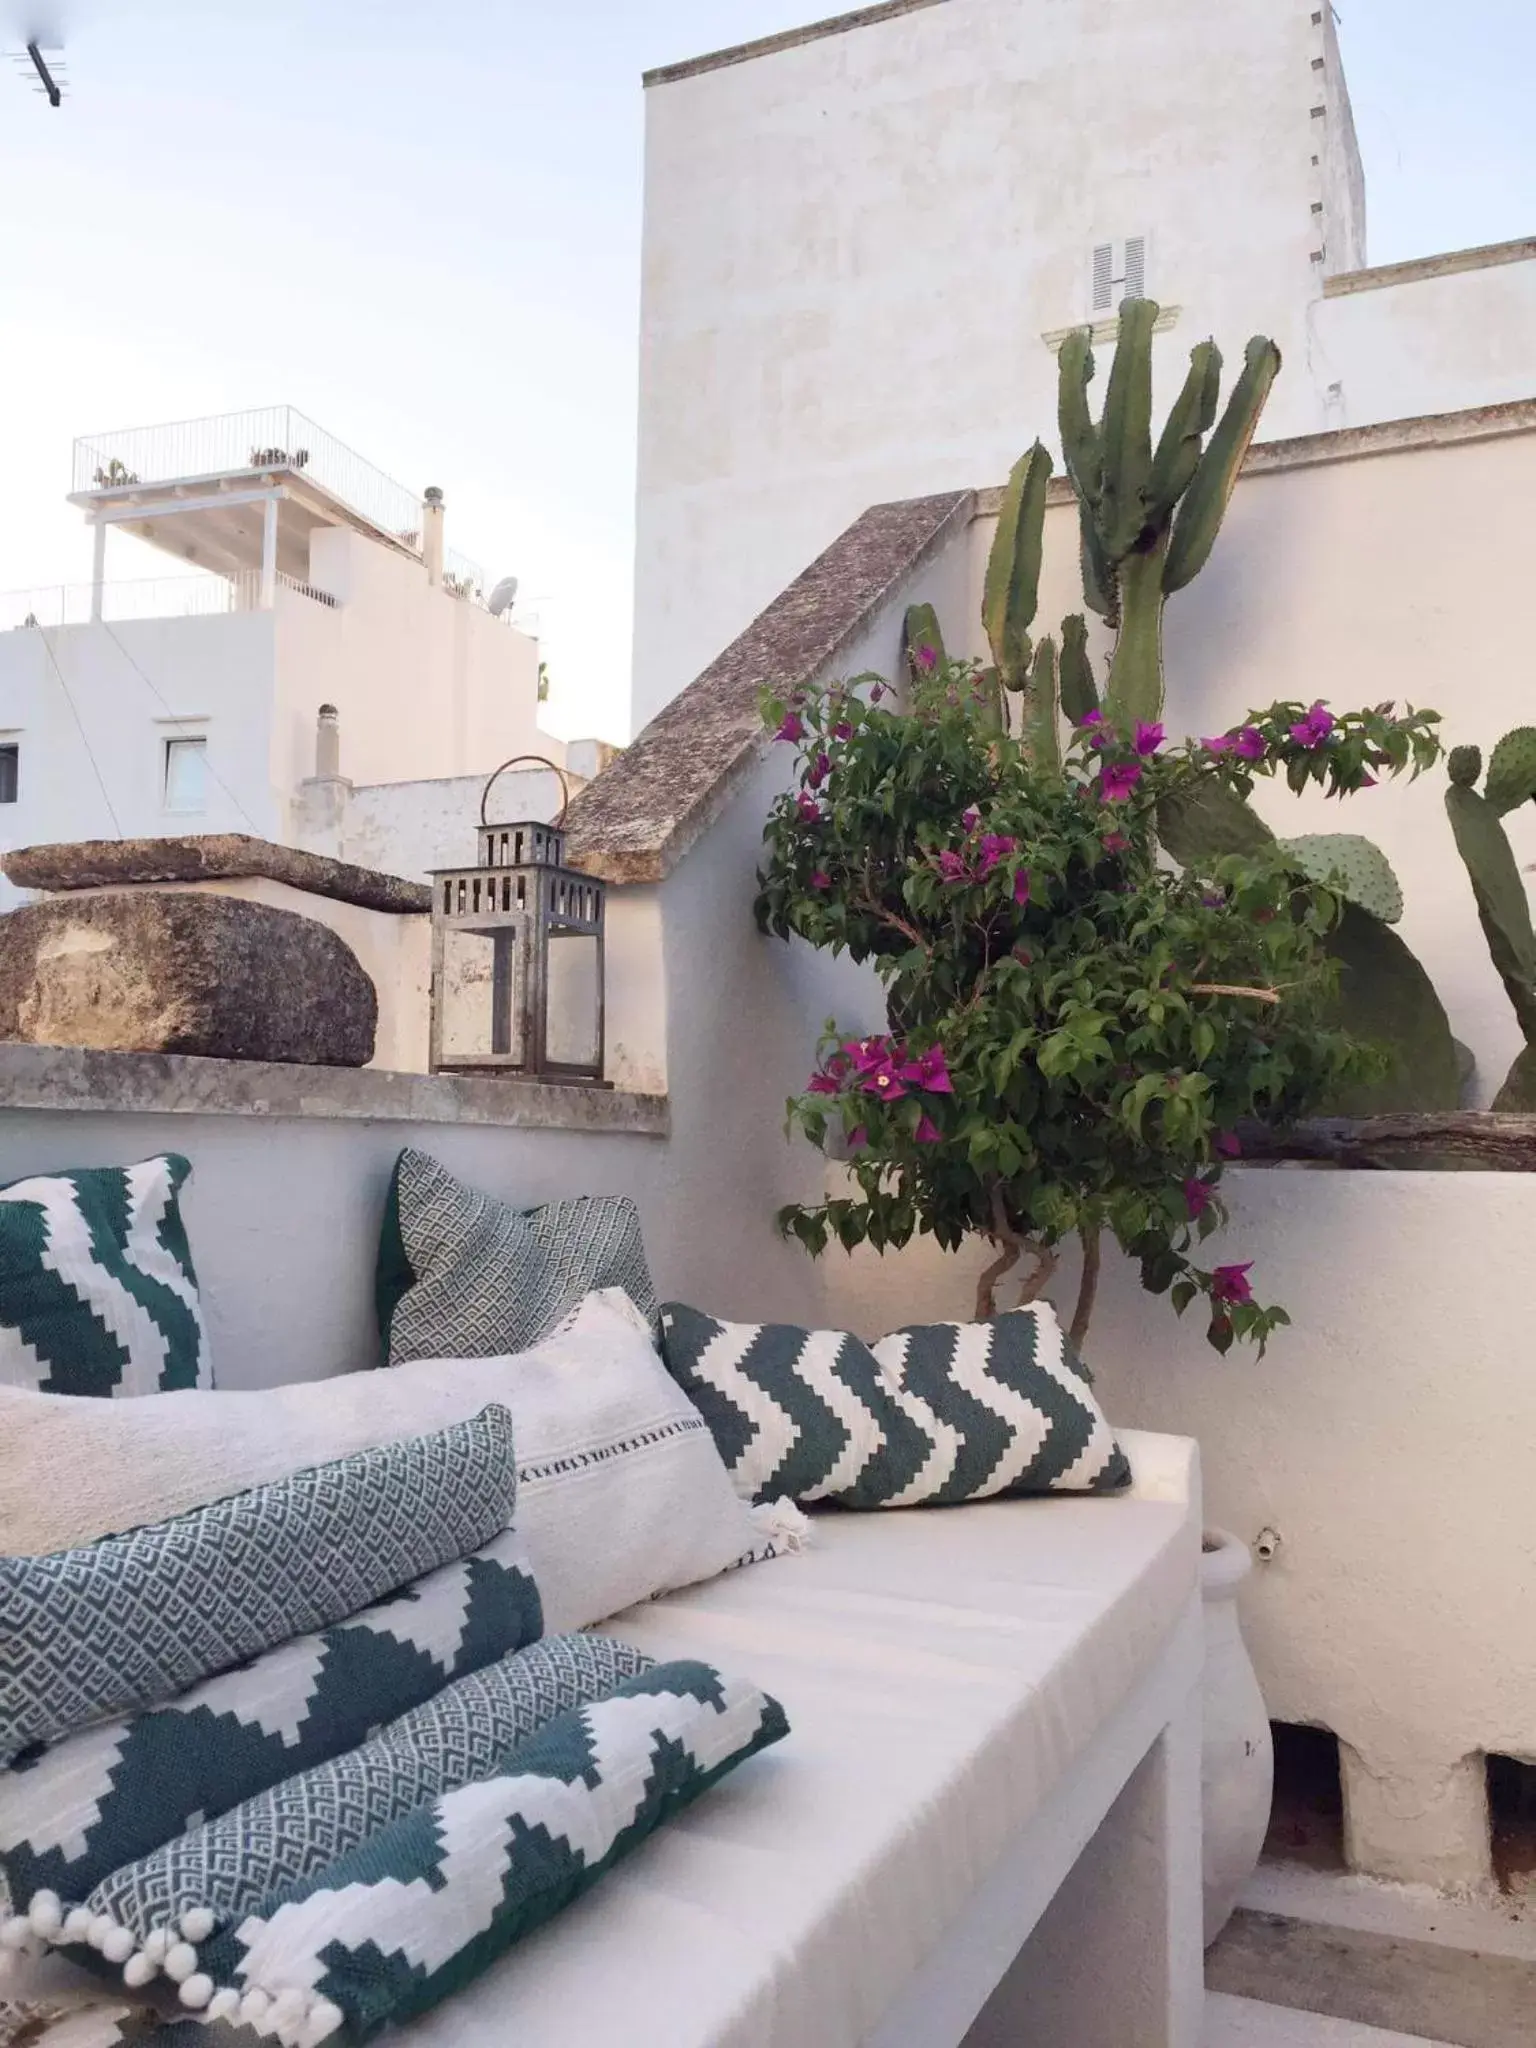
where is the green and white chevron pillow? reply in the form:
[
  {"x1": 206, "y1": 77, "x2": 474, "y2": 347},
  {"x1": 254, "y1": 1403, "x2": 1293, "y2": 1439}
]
[
  {"x1": 0, "y1": 1156, "x2": 210, "y2": 1397},
  {"x1": 657, "y1": 1302, "x2": 1132, "y2": 1508},
  {"x1": 117, "y1": 1658, "x2": 784, "y2": 2040},
  {"x1": 0, "y1": 1527, "x2": 542, "y2": 1910}
]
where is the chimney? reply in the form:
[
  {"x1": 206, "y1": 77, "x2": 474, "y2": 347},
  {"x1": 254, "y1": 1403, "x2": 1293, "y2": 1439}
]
[
  {"x1": 315, "y1": 703, "x2": 341, "y2": 780},
  {"x1": 422, "y1": 485, "x2": 445, "y2": 587}
]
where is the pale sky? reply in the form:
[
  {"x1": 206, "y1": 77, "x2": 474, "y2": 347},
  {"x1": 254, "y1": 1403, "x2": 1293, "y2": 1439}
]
[{"x1": 0, "y1": 1, "x2": 1530, "y2": 743}]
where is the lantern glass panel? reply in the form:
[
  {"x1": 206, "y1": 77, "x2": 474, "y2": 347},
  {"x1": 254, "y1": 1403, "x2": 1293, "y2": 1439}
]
[
  {"x1": 437, "y1": 926, "x2": 526, "y2": 1065},
  {"x1": 545, "y1": 932, "x2": 600, "y2": 1070}
]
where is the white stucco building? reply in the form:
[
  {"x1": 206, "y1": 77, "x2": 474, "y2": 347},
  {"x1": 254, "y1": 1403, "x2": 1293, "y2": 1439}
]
[
  {"x1": 0, "y1": 406, "x2": 563, "y2": 904},
  {"x1": 632, "y1": 0, "x2": 1536, "y2": 728}
]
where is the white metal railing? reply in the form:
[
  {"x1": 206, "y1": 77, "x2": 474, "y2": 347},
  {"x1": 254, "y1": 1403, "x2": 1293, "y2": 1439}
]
[
  {"x1": 0, "y1": 572, "x2": 338, "y2": 633},
  {"x1": 71, "y1": 407, "x2": 424, "y2": 550},
  {"x1": 442, "y1": 547, "x2": 488, "y2": 605}
]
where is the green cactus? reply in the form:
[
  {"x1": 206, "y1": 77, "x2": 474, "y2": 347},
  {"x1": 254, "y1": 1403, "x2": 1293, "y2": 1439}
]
[
  {"x1": 982, "y1": 442, "x2": 1051, "y2": 687},
  {"x1": 1483, "y1": 727, "x2": 1536, "y2": 817},
  {"x1": 1277, "y1": 834, "x2": 1404, "y2": 925},
  {"x1": 1022, "y1": 635, "x2": 1061, "y2": 768},
  {"x1": 1323, "y1": 906, "x2": 1463, "y2": 1113},
  {"x1": 1445, "y1": 758, "x2": 1536, "y2": 1043},
  {"x1": 1057, "y1": 309, "x2": 1280, "y2": 730},
  {"x1": 1058, "y1": 614, "x2": 1100, "y2": 726},
  {"x1": 902, "y1": 603, "x2": 947, "y2": 686}
]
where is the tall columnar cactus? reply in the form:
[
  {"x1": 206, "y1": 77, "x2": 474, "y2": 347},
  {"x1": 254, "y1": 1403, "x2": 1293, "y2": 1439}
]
[
  {"x1": 979, "y1": 441, "x2": 1057, "y2": 750},
  {"x1": 1058, "y1": 304, "x2": 1281, "y2": 727},
  {"x1": 1446, "y1": 736, "x2": 1536, "y2": 1106}
]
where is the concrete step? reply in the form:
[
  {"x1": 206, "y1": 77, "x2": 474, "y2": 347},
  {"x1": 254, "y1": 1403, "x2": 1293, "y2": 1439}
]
[{"x1": 1206, "y1": 1991, "x2": 1456, "y2": 2046}]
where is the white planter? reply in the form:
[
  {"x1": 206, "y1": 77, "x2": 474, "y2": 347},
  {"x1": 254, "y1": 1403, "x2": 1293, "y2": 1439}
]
[{"x1": 1201, "y1": 1528, "x2": 1274, "y2": 1946}]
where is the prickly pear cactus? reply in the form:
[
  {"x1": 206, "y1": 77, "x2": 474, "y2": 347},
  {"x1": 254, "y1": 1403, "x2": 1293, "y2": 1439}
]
[
  {"x1": 1156, "y1": 781, "x2": 1274, "y2": 865},
  {"x1": 1447, "y1": 745, "x2": 1483, "y2": 788},
  {"x1": 1483, "y1": 727, "x2": 1536, "y2": 817},
  {"x1": 1320, "y1": 905, "x2": 1462, "y2": 1113},
  {"x1": 1277, "y1": 834, "x2": 1404, "y2": 925}
]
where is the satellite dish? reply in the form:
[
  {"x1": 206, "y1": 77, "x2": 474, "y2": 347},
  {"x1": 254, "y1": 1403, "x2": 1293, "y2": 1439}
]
[{"x1": 487, "y1": 576, "x2": 520, "y2": 618}]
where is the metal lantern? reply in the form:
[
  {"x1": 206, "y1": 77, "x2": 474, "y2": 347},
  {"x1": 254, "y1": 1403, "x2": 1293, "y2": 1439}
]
[{"x1": 429, "y1": 757, "x2": 606, "y2": 1084}]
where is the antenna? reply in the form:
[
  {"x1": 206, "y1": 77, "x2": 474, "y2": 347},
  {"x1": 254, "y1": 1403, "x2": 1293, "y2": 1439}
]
[{"x1": 9, "y1": 39, "x2": 65, "y2": 104}]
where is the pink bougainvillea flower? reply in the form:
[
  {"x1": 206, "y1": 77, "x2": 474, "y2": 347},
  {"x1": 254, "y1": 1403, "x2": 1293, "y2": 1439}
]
[
  {"x1": 1102, "y1": 832, "x2": 1131, "y2": 855},
  {"x1": 1098, "y1": 762, "x2": 1144, "y2": 803},
  {"x1": 809, "y1": 870, "x2": 832, "y2": 891},
  {"x1": 847, "y1": 1126, "x2": 869, "y2": 1151},
  {"x1": 899, "y1": 1045, "x2": 954, "y2": 1094},
  {"x1": 807, "y1": 751, "x2": 831, "y2": 789},
  {"x1": 916, "y1": 644, "x2": 939, "y2": 673},
  {"x1": 861, "y1": 1067, "x2": 908, "y2": 1102},
  {"x1": 913, "y1": 1114, "x2": 943, "y2": 1144},
  {"x1": 869, "y1": 682, "x2": 887, "y2": 703},
  {"x1": 1290, "y1": 702, "x2": 1336, "y2": 749},
  {"x1": 1214, "y1": 1130, "x2": 1242, "y2": 1159},
  {"x1": 1211, "y1": 1262, "x2": 1255, "y2": 1306},
  {"x1": 1184, "y1": 1178, "x2": 1214, "y2": 1220},
  {"x1": 775, "y1": 712, "x2": 805, "y2": 744},
  {"x1": 833, "y1": 720, "x2": 854, "y2": 741},
  {"x1": 1133, "y1": 720, "x2": 1166, "y2": 758},
  {"x1": 843, "y1": 1037, "x2": 891, "y2": 1073},
  {"x1": 1078, "y1": 708, "x2": 1105, "y2": 731},
  {"x1": 1013, "y1": 866, "x2": 1032, "y2": 906},
  {"x1": 796, "y1": 792, "x2": 822, "y2": 823},
  {"x1": 976, "y1": 833, "x2": 1017, "y2": 878},
  {"x1": 1201, "y1": 734, "x2": 1235, "y2": 757},
  {"x1": 1360, "y1": 771, "x2": 1378, "y2": 788},
  {"x1": 936, "y1": 849, "x2": 970, "y2": 883},
  {"x1": 1233, "y1": 727, "x2": 1267, "y2": 761},
  {"x1": 807, "y1": 1071, "x2": 842, "y2": 1097},
  {"x1": 962, "y1": 807, "x2": 981, "y2": 831}
]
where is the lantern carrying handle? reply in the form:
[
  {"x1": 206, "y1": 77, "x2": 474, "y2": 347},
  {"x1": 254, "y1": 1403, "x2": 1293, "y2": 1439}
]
[{"x1": 479, "y1": 755, "x2": 572, "y2": 831}]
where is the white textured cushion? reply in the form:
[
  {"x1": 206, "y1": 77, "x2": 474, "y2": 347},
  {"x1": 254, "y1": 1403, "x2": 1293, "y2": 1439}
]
[{"x1": 0, "y1": 1295, "x2": 785, "y2": 1633}]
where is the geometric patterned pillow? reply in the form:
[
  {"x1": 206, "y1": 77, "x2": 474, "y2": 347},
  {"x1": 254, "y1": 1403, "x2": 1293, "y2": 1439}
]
[
  {"x1": 375, "y1": 1147, "x2": 656, "y2": 1364},
  {"x1": 0, "y1": 1406, "x2": 518, "y2": 1764},
  {"x1": 657, "y1": 1300, "x2": 1132, "y2": 1509},
  {"x1": 0, "y1": 1527, "x2": 542, "y2": 1910},
  {"x1": 57, "y1": 1633, "x2": 657, "y2": 1973},
  {"x1": 0, "y1": 1156, "x2": 211, "y2": 1396},
  {"x1": 170, "y1": 1659, "x2": 788, "y2": 2038}
]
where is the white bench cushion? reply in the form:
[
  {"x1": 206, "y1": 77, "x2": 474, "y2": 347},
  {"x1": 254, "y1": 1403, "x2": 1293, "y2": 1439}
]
[{"x1": 405, "y1": 1430, "x2": 1198, "y2": 2048}]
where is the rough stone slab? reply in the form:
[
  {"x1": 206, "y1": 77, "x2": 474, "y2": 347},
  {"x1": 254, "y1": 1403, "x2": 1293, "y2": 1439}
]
[
  {"x1": 564, "y1": 490, "x2": 972, "y2": 885},
  {"x1": 0, "y1": 891, "x2": 378, "y2": 1067},
  {"x1": 0, "y1": 1042, "x2": 668, "y2": 1135},
  {"x1": 1207, "y1": 1910, "x2": 1536, "y2": 2048},
  {"x1": 2, "y1": 833, "x2": 432, "y2": 915},
  {"x1": 644, "y1": 0, "x2": 949, "y2": 86},
  {"x1": 1232, "y1": 1112, "x2": 1536, "y2": 1173}
]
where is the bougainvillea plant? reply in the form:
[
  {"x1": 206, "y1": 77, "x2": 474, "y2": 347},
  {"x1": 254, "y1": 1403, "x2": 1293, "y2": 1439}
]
[{"x1": 755, "y1": 662, "x2": 1441, "y2": 1354}]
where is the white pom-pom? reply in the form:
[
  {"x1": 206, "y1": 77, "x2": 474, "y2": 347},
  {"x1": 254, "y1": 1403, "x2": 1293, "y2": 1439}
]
[
  {"x1": 87, "y1": 1912, "x2": 116, "y2": 1951},
  {"x1": 179, "y1": 1971, "x2": 215, "y2": 2009},
  {"x1": 163, "y1": 1939, "x2": 199, "y2": 1982},
  {"x1": 209, "y1": 1987, "x2": 242, "y2": 2022},
  {"x1": 122, "y1": 1951, "x2": 157, "y2": 1989},
  {"x1": 142, "y1": 1926, "x2": 172, "y2": 1964},
  {"x1": 102, "y1": 1923, "x2": 135, "y2": 1965},
  {"x1": 63, "y1": 1906, "x2": 94, "y2": 1942},
  {"x1": 27, "y1": 1890, "x2": 63, "y2": 1938},
  {"x1": 0, "y1": 1916, "x2": 34, "y2": 1952},
  {"x1": 303, "y1": 1996, "x2": 345, "y2": 2045},
  {"x1": 180, "y1": 1906, "x2": 216, "y2": 1944}
]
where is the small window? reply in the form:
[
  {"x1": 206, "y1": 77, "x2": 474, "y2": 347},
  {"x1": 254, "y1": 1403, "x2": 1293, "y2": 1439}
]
[
  {"x1": 163, "y1": 735, "x2": 208, "y2": 814},
  {"x1": 0, "y1": 744, "x2": 16, "y2": 804},
  {"x1": 1092, "y1": 236, "x2": 1149, "y2": 313}
]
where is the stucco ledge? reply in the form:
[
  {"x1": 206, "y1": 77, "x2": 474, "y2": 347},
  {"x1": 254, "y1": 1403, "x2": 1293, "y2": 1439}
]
[{"x1": 0, "y1": 1044, "x2": 669, "y2": 1137}]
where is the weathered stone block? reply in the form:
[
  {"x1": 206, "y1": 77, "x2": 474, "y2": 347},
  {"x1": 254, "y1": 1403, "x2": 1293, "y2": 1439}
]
[{"x1": 0, "y1": 891, "x2": 378, "y2": 1067}]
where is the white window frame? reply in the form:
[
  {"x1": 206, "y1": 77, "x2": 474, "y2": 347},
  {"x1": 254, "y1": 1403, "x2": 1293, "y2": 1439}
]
[
  {"x1": 162, "y1": 733, "x2": 209, "y2": 815},
  {"x1": 0, "y1": 740, "x2": 17, "y2": 805}
]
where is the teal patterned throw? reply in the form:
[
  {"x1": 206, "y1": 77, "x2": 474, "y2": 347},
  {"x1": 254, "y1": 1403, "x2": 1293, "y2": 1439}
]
[
  {"x1": 0, "y1": 1156, "x2": 211, "y2": 1397},
  {"x1": 0, "y1": 1529, "x2": 541, "y2": 1908},
  {"x1": 658, "y1": 1301, "x2": 1131, "y2": 1508},
  {"x1": 176, "y1": 1659, "x2": 785, "y2": 2040},
  {"x1": 0, "y1": 1407, "x2": 519, "y2": 1764}
]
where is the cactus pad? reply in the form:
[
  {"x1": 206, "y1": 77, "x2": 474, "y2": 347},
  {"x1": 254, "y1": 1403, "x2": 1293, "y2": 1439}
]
[
  {"x1": 1447, "y1": 745, "x2": 1482, "y2": 788},
  {"x1": 1156, "y1": 782, "x2": 1274, "y2": 864},
  {"x1": 1319, "y1": 905, "x2": 1461, "y2": 1113},
  {"x1": 1484, "y1": 727, "x2": 1536, "y2": 816},
  {"x1": 1278, "y1": 834, "x2": 1404, "y2": 925}
]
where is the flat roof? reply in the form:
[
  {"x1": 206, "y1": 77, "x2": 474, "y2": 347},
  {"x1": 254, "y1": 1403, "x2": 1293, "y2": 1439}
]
[{"x1": 644, "y1": 0, "x2": 948, "y2": 88}]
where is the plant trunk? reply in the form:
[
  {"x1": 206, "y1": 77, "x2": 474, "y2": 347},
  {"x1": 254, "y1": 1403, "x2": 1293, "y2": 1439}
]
[
  {"x1": 1105, "y1": 540, "x2": 1167, "y2": 729},
  {"x1": 1069, "y1": 1223, "x2": 1101, "y2": 1352}
]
